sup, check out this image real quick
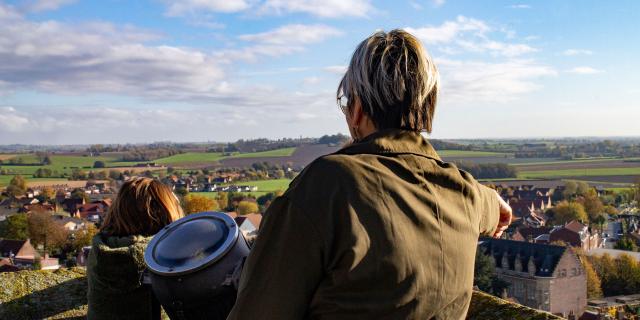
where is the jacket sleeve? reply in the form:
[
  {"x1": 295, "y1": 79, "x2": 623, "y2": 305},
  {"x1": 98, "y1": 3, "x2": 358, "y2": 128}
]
[
  {"x1": 475, "y1": 183, "x2": 501, "y2": 236},
  {"x1": 227, "y1": 196, "x2": 324, "y2": 320}
]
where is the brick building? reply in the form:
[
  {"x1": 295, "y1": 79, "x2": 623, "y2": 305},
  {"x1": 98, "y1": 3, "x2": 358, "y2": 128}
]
[{"x1": 479, "y1": 238, "x2": 587, "y2": 317}]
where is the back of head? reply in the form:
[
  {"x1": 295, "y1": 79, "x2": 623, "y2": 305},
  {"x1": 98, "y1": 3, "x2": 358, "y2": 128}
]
[
  {"x1": 101, "y1": 177, "x2": 184, "y2": 237},
  {"x1": 339, "y1": 29, "x2": 439, "y2": 133}
]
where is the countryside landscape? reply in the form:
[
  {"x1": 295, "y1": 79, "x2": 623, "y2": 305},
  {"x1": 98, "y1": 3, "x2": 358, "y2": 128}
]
[
  {"x1": 2, "y1": 135, "x2": 639, "y2": 191},
  {"x1": 2, "y1": 0, "x2": 640, "y2": 318}
]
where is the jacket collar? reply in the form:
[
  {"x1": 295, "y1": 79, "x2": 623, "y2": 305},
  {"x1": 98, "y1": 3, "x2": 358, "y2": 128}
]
[{"x1": 335, "y1": 129, "x2": 441, "y2": 161}]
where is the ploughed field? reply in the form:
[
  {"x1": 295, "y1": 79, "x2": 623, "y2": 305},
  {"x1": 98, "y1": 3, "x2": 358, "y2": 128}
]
[{"x1": 1, "y1": 146, "x2": 638, "y2": 187}]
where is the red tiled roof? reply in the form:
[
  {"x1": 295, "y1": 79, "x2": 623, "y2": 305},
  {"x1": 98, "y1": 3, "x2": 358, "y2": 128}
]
[
  {"x1": 564, "y1": 220, "x2": 586, "y2": 233},
  {"x1": 244, "y1": 213, "x2": 263, "y2": 230}
]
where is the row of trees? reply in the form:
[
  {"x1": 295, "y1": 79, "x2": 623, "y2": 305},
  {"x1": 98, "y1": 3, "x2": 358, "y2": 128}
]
[
  {"x1": 181, "y1": 190, "x2": 284, "y2": 216},
  {"x1": 589, "y1": 253, "x2": 640, "y2": 297},
  {"x1": 455, "y1": 161, "x2": 518, "y2": 179}
]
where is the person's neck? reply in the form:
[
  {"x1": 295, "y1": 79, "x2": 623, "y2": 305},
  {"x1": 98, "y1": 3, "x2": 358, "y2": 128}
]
[{"x1": 357, "y1": 119, "x2": 377, "y2": 139}]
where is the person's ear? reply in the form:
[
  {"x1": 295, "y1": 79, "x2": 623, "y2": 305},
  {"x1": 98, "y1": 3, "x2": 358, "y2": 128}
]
[{"x1": 350, "y1": 98, "x2": 364, "y2": 126}]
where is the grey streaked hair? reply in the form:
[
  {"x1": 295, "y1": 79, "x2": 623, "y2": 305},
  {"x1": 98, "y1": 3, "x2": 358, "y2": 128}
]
[{"x1": 338, "y1": 29, "x2": 439, "y2": 133}]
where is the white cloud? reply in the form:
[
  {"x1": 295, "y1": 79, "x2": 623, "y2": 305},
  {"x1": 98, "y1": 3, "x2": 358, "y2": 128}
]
[
  {"x1": 432, "y1": 0, "x2": 445, "y2": 7},
  {"x1": 567, "y1": 66, "x2": 603, "y2": 74},
  {"x1": 23, "y1": 0, "x2": 76, "y2": 12},
  {"x1": 0, "y1": 100, "x2": 336, "y2": 144},
  {"x1": 437, "y1": 58, "x2": 557, "y2": 104},
  {"x1": 0, "y1": 9, "x2": 227, "y2": 98},
  {"x1": 406, "y1": 16, "x2": 536, "y2": 57},
  {"x1": 162, "y1": 0, "x2": 251, "y2": 16},
  {"x1": 0, "y1": 107, "x2": 30, "y2": 132},
  {"x1": 562, "y1": 49, "x2": 593, "y2": 56},
  {"x1": 508, "y1": 4, "x2": 531, "y2": 9},
  {"x1": 409, "y1": 1, "x2": 423, "y2": 10},
  {"x1": 302, "y1": 76, "x2": 321, "y2": 85},
  {"x1": 217, "y1": 24, "x2": 343, "y2": 62},
  {"x1": 259, "y1": 0, "x2": 374, "y2": 18},
  {"x1": 161, "y1": 0, "x2": 376, "y2": 19},
  {"x1": 323, "y1": 65, "x2": 347, "y2": 74},
  {"x1": 0, "y1": 4, "x2": 343, "y2": 116},
  {"x1": 406, "y1": 16, "x2": 490, "y2": 44},
  {"x1": 238, "y1": 24, "x2": 342, "y2": 45}
]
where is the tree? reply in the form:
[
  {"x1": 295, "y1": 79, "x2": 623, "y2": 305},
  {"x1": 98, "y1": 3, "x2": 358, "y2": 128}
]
[
  {"x1": 108, "y1": 170, "x2": 122, "y2": 180},
  {"x1": 552, "y1": 201, "x2": 588, "y2": 224},
  {"x1": 474, "y1": 248, "x2": 510, "y2": 296},
  {"x1": 237, "y1": 201, "x2": 259, "y2": 215},
  {"x1": 0, "y1": 214, "x2": 29, "y2": 240},
  {"x1": 42, "y1": 155, "x2": 52, "y2": 165},
  {"x1": 580, "y1": 189, "x2": 605, "y2": 222},
  {"x1": 70, "y1": 168, "x2": 87, "y2": 180},
  {"x1": 216, "y1": 192, "x2": 229, "y2": 211},
  {"x1": 183, "y1": 194, "x2": 219, "y2": 214},
  {"x1": 6, "y1": 175, "x2": 27, "y2": 197},
  {"x1": 582, "y1": 257, "x2": 603, "y2": 298},
  {"x1": 73, "y1": 224, "x2": 99, "y2": 251},
  {"x1": 71, "y1": 188, "x2": 90, "y2": 202},
  {"x1": 93, "y1": 161, "x2": 106, "y2": 168},
  {"x1": 563, "y1": 181, "x2": 591, "y2": 200},
  {"x1": 27, "y1": 210, "x2": 69, "y2": 253},
  {"x1": 614, "y1": 236, "x2": 638, "y2": 252},
  {"x1": 174, "y1": 187, "x2": 188, "y2": 197},
  {"x1": 41, "y1": 186, "x2": 56, "y2": 201}
]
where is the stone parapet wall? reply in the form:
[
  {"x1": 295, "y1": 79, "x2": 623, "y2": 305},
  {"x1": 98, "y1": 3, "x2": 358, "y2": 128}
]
[{"x1": 0, "y1": 269, "x2": 564, "y2": 319}]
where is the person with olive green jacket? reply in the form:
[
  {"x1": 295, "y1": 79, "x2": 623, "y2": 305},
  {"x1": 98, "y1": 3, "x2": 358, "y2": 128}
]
[{"x1": 228, "y1": 30, "x2": 511, "y2": 320}]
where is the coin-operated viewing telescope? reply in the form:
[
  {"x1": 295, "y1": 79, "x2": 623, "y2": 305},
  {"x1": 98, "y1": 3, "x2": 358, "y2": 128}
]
[{"x1": 144, "y1": 211, "x2": 250, "y2": 320}]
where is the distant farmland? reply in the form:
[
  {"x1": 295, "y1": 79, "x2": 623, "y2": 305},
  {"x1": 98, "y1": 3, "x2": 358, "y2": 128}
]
[{"x1": 1, "y1": 145, "x2": 639, "y2": 188}]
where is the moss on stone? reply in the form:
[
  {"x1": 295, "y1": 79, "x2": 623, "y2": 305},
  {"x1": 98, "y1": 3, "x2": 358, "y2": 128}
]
[
  {"x1": 1, "y1": 269, "x2": 564, "y2": 319},
  {"x1": 0, "y1": 268, "x2": 87, "y2": 320},
  {"x1": 467, "y1": 291, "x2": 564, "y2": 319}
]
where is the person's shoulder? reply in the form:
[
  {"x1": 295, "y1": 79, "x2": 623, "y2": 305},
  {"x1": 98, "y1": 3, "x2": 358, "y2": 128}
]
[{"x1": 284, "y1": 154, "x2": 354, "y2": 203}]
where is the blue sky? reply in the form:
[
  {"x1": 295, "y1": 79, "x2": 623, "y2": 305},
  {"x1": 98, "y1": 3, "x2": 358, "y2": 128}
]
[{"x1": 0, "y1": 0, "x2": 638, "y2": 144}]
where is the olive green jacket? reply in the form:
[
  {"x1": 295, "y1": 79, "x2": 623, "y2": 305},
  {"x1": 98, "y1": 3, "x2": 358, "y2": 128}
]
[
  {"x1": 228, "y1": 129, "x2": 500, "y2": 320},
  {"x1": 87, "y1": 234, "x2": 156, "y2": 320}
]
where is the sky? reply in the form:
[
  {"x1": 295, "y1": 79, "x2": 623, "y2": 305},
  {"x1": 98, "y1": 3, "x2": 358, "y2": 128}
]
[{"x1": 0, "y1": 0, "x2": 639, "y2": 144}]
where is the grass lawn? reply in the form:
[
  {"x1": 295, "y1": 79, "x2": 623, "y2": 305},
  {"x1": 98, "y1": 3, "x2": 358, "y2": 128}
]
[
  {"x1": 518, "y1": 167, "x2": 640, "y2": 179},
  {"x1": 225, "y1": 148, "x2": 297, "y2": 159},
  {"x1": 436, "y1": 150, "x2": 512, "y2": 157}
]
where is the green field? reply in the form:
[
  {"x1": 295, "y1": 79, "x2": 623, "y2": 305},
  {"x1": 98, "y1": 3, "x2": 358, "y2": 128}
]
[
  {"x1": 226, "y1": 148, "x2": 296, "y2": 159},
  {"x1": 135, "y1": 148, "x2": 296, "y2": 165},
  {"x1": 191, "y1": 178, "x2": 293, "y2": 198},
  {"x1": 519, "y1": 167, "x2": 640, "y2": 179},
  {"x1": 437, "y1": 150, "x2": 512, "y2": 157},
  {"x1": 153, "y1": 152, "x2": 225, "y2": 165},
  {"x1": 511, "y1": 157, "x2": 638, "y2": 166}
]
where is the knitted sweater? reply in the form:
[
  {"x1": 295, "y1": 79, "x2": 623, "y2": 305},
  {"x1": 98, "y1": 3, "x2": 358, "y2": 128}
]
[{"x1": 87, "y1": 233, "x2": 157, "y2": 320}]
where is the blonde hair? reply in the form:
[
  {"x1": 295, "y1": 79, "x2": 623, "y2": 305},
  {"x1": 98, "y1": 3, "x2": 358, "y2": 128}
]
[
  {"x1": 338, "y1": 29, "x2": 439, "y2": 133},
  {"x1": 101, "y1": 177, "x2": 184, "y2": 236}
]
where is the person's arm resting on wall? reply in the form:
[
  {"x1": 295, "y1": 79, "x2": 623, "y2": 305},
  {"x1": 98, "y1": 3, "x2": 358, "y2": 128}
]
[
  {"x1": 475, "y1": 183, "x2": 512, "y2": 238},
  {"x1": 227, "y1": 196, "x2": 324, "y2": 320}
]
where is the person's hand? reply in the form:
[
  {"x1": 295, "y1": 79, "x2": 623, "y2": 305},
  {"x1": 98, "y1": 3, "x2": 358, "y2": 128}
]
[{"x1": 493, "y1": 191, "x2": 512, "y2": 238}]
